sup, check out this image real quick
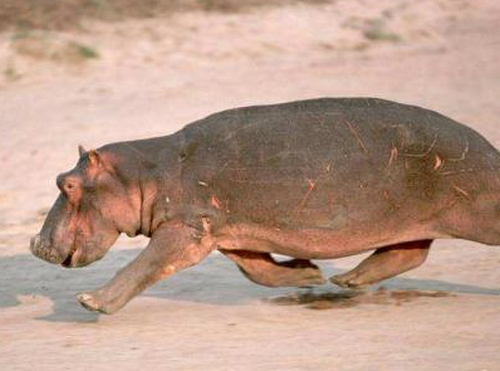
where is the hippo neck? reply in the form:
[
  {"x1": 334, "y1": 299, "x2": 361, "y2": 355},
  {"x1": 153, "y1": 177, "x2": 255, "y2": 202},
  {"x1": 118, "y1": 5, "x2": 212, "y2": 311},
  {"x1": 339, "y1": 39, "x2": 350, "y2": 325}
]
[{"x1": 101, "y1": 134, "x2": 183, "y2": 237}]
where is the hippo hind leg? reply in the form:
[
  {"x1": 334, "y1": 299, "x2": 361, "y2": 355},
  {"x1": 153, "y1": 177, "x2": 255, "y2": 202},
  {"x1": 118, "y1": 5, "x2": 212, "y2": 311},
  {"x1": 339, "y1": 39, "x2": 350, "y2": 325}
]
[
  {"x1": 330, "y1": 240, "x2": 432, "y2": 289},
  {"x1": 220, "y1": 250, "x2": 325, "y2": 287}
]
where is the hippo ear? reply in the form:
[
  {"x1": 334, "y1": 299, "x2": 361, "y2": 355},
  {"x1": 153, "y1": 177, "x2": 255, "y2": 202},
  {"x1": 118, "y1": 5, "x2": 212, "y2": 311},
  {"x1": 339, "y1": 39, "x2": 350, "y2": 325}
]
[
  {"x1": 78, "y1": 145, "x2": 87, "y2": 157},
  {"x1": 87, "y1": 149, "x2": 101, "y2": 167}
]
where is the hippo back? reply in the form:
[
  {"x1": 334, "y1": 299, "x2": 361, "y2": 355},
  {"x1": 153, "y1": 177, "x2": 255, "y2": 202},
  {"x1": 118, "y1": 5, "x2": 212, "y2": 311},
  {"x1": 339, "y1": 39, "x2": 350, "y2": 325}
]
[{"x1": 170, "y1": 98, "x2": 500, "y2": 231}]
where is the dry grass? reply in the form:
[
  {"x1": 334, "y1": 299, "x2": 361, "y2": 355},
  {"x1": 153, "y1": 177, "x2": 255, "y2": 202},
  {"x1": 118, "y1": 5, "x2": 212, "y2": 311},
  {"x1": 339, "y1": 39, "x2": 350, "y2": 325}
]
[
  {"x1": 363, "y1": 19, "x2": 402, "y2": 42},
  {"x1": 10, "y1": 33, "x2": 99, "y2": 64},
  {"x1": 0, "y1": 0, "x2": 329, "y2": 32}
]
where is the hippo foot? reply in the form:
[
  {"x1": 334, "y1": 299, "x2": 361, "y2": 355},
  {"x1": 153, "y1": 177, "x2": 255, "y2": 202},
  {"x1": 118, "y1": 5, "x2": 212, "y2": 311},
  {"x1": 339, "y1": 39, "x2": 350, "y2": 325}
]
[
  {"x1": 329, "y1": 273, "x2": 369, "y2": 289},
  {"x1": 77, "y1": 291, "x2": 115, "y2": 314},
  {"x1": 292, "y1": 267, "x2": 326, "y2": 287}
]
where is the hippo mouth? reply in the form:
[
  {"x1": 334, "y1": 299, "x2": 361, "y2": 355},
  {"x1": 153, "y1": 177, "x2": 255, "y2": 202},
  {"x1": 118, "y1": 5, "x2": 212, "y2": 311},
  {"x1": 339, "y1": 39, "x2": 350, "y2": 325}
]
[{"x1": 61, "y1": 246, "x2": 78, "y2": 268}]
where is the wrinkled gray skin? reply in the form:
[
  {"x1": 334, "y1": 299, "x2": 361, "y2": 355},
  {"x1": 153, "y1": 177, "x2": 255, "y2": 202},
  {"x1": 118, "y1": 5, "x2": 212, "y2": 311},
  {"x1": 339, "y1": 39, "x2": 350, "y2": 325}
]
[{"x1": 31, "y1": 98, "x2": 500, "y2": 314}]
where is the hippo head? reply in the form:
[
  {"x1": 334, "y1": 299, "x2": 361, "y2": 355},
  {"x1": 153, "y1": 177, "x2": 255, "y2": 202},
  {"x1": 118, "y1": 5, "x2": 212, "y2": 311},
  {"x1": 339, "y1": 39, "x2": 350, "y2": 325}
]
[{"x1": 30, "y1": 146, "x2": 142, "y2": 268}]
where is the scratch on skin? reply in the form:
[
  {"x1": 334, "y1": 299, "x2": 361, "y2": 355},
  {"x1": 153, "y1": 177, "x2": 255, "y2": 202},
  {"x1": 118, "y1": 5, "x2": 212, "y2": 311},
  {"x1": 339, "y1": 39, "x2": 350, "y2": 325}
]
[
  {"x1": 433, "y1": 154, "x2": 444, "y2": 171},
  {"x1": 448, "y1": 137, "x2": 470, "y2": 162},
  {"x1": 344, "y1": 120, "x2": 368, "y2": 154},
  {"x1": 308, "y1": 111, "x2": 327, "y2": 130},
  {"x1": 226, "y1": 178, "x2": 295, "y2": 185},
  {"x1": 223, "y1": 122, "x2": 262, "y2": 141},
  {"x1": 201, "y1": 216, "x2": 212, "y2": 233},
  {"x1": 297, "y1": 179, "x2": 317, "y2": 211},
  {"x1": 211, "y1": 195, "x2": 221, "y2": 209},
  {"x1": 387, "y1": 147, "x2": 399, "y2": 168},
  {"x1": 213, "y1": 160, "x2": 231, "y2": 178},
  {"x1": 383, "y1": 190, "x2": 401, "y2": 210},
  {"x1": 452, "y1": 184, "x2": 471, "y2": 199},
  {"x1": 404, "y1": 133, "x2": 438, "y2": 158},
  {"x1": 439, "y1": 167, "x2": 479, "y2": 176},
  {"x1": 122, "y1": 143, "x2": 155, "y2": 166}
]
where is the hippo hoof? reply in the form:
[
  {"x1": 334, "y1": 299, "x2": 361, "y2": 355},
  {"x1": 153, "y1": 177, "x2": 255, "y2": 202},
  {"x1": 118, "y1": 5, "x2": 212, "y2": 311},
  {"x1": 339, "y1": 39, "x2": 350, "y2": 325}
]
[
  {"x1": 77, "y1": 292, "x2": 100, "y2": 311},
  {"x1": 297, "y1": 269, "x2": 326, "y2": 287},
  {"x1": 329, "y1": 274, "x2": 367, "y2": 289},
  {"x1": 77, "y1": 292, "x2": 109, "y2": 313}
]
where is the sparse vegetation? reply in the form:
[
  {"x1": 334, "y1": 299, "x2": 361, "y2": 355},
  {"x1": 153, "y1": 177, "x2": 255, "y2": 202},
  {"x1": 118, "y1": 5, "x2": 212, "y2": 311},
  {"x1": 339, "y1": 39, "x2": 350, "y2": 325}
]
[
  {"x1": 11, "y1": 33, "x2": 99, "y2": 63},
  {"x1": 364, "y1": 27, "x2": 402, "y2": 42},
  {"x1": 0, "y1": 0, "x2": 329, "y2": 32},
  {"x1": 363, "y1": 19, "x2": 402, "y2": 42},
  {"x1": 68, "y1": 42, "x2": 99, "y2": 59},
  {"x1": 11, "y1": 35, "x2": 52, "y2": 60},
  {"x1": 4, "y1": 64, "x2": 22, "y2": 82},
  {"x1": 343, "y1": 16, "x2": 402, "y2": 44}
]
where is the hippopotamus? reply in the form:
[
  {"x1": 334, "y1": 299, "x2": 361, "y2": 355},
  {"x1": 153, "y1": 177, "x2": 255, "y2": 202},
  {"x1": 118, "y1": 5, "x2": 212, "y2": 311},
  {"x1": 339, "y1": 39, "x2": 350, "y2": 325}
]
[{"x1": 30, "y1": 98, "x2": 500, "y2": 314}]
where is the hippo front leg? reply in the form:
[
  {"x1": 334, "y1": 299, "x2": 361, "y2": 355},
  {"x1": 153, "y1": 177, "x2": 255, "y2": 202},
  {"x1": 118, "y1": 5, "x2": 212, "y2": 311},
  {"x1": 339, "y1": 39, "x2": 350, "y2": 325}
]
[{"x1": 77, "y1": 222, "x2": 215, "y2": 314}]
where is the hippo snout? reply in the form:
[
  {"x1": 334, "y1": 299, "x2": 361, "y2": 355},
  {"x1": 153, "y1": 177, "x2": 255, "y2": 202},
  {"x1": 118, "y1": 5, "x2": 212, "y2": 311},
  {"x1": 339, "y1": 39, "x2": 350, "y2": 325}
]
[{"x1": 30, "y1": 234, "x2": 63, "y2": 264}]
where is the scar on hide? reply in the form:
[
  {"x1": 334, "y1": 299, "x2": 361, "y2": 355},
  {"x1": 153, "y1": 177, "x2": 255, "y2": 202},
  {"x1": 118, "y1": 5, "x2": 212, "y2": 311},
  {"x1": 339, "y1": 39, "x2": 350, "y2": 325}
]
[
  {"x1": 404, "y1": 133, "x2": 438, "y2": 158},
  {"x1": 297, "y1": 179, "x2": 317, "y2": 211},
  {"x1": 211, "y1": 195, "x2": 221, "y2": 209},
  {"x1": 201, "y1": 216, "x2": 212, "y2": 233},
  {"x1": 344, "y1": 120, "x2": 368, "y2": 154},
  {"x1": 383, "y1": 190, "x2": 401, "y2": 210},
  {"x1": 307, "y1": 110, "x2": 327, "y2": 129},
  {"x1": 439, "y1": 167, "x2": 479, "y2": 176},
  {"x1": 452, "y1": 184, "x2": 471, "y2": 199},
  {"x1": 448, "y1": 137, "x2": 470, "y2": 162},
  {"x1": 122, "y1": 143, "x2": 156, "y2": 167},
  {"x1": 387, "y1": 147, "x2": 398, "y2": 168},
  {"x1": 433, "y1": 154, "x2": 444, "y2": 171}
]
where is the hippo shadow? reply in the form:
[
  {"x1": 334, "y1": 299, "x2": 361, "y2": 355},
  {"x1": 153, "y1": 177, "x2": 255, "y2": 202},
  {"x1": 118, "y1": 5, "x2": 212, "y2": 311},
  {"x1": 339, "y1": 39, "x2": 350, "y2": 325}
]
[{"x1": 1, "y1": 249, "x2": 499, "y2": 323}]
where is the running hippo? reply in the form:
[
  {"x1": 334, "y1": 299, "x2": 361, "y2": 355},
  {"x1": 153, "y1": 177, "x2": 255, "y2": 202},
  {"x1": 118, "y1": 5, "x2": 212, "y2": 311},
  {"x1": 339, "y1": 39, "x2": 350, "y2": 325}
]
[{"x1": 30, "y1": 98, "x2": 500, "y2": 314}]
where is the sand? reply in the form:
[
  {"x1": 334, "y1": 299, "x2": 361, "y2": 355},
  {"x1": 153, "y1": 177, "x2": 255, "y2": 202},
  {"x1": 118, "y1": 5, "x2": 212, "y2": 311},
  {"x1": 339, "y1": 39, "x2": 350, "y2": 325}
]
[{"x1": 1, "y1": 0, "x2": 500, "y2": 369}]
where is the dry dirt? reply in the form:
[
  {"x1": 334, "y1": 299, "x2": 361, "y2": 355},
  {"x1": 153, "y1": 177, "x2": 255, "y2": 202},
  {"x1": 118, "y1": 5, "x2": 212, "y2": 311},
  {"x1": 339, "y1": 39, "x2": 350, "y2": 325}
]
[{"x1": 1, "y1": 0, "x2": 500, "y2": 370}]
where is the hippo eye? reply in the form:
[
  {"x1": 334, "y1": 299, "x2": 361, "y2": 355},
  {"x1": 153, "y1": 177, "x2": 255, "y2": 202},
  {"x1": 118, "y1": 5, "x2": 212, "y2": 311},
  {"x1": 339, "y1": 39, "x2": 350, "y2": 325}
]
[
  {"x1": 63, "y1": 180, "x2": 80, "y2": 195},
  {"x1": 64, "y1": 182, "x2": 76, "y2": 192},
  {"x1": 56, "y1": 174, "x2": 80, "y2": 194}
]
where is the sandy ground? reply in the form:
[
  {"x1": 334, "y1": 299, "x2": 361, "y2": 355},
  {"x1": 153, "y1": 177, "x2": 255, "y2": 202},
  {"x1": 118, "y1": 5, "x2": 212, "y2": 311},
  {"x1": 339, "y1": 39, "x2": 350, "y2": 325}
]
[{"x1": 1, "y1": 0, "x2": 500, "y2": 370}]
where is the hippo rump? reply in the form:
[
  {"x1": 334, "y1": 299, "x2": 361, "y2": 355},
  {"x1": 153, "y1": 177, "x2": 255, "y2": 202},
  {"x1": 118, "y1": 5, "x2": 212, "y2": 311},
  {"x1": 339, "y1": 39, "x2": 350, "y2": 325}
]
[{"x1": 30, "y1": 98, "x2": 500, "y2": 314}]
